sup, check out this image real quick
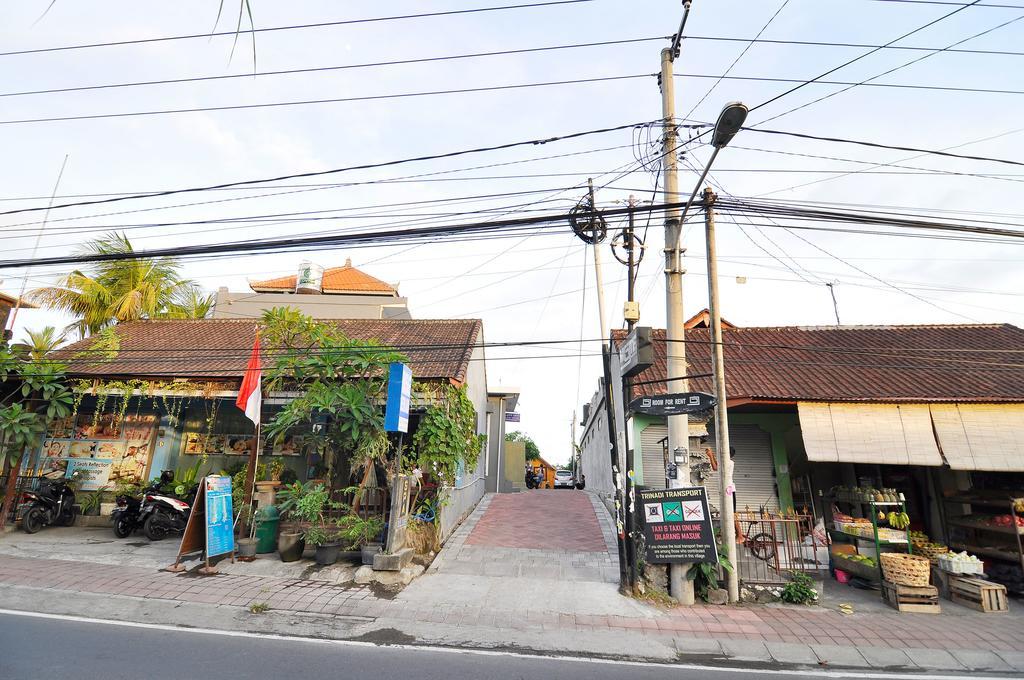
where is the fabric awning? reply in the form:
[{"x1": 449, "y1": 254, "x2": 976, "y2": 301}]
[
  {"x1": 797, "y1": 403, "x2": 943, "y2": 466},
  {"x1": 930, "y1": 404, "x2": 1024, "y2": 471}
]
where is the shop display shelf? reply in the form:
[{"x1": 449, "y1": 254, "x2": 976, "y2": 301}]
[
  {"x1": 832, "y1": 554, "x2": 880, "y2": 582},
  {"x1": 949, "y1": 543, "x2": 1019, "y2": 563},
  {"x1": 948, "y1": 517, "x2": 1024, "y2": 536},
  {"x1": 944, "y1": 496, "x2": 1018, "y2": 510},
  {"x1": 830, "y1": 528, "x2": 908, "y2": 544}
]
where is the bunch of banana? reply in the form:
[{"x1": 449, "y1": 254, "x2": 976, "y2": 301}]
[
  {"x1": 1014, "y1": 499, "x2": 1024, "y2": 514},
  {"x1": 886, "y1": 511, "x2": 911, "y2": 530}
]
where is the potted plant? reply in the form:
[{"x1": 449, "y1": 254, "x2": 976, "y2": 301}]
[
  {"x1": 267, "y1": 458, "x2": 285, "y2": 483},
  {"x1": 234, "y1": 504, "x2": 260, "y2": 559},
  {"x1": 274, "y1": 481, "x2": 308, "y2": 562},
  {"x1": 291, "y1": 484, "x2": 343, "y2": 565},
  {"x1": 338, "y1": 514, "x2": 386, "y2": 565}
]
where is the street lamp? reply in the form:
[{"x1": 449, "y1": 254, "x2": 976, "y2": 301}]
[
  {"x1": 663, "y1": 101, "x2": 746, "y2": 605},
  {"x1": 703, "y1": 101, "x2": 747, "y2": 604}
]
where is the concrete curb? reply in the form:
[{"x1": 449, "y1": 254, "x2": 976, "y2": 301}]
[{"x1": 2, "y1": 582, "x2": 1021, "y2": 675}]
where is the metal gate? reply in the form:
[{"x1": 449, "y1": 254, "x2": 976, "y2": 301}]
[{"x1": 731, "y1": 509, "x2": 822, "y2": 584}]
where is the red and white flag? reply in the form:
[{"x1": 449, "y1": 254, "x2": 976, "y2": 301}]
[{"x1": 236, "y1": 331, "x2": 262, "y2": 427}]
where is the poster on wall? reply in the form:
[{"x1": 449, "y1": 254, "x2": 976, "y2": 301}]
[
  {"x1": 183, "y1": 433, "x2": 255, "y2": 455},
  {"x1": 67, "y1": 459, "x2": 113, "y2": 491},
  {"x1": 35, "y1": 413, "x2": 159, "y2": 485}
]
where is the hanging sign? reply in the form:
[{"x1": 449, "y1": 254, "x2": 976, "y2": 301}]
[
  {"x1": 638, "y1": 486, "x2": 718, "y2": 564},
  {"x1": 619, "y1": 326, "x2": 653, "y2": 378},
  {"x1": 204, "y1": 475, "x2": 235, "y2": 559},
  {"x1": 629, "y1": 392, "x2": 716, "y2": 416},
  {"x1": 505, "y1": 411, "x2": 521, "y2": 423},
  {"x1": 384, "y1": 362, "x2": 413, "y2": 433}
]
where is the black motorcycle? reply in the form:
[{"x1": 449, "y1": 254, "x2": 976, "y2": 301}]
[
  {"x1": 19, "y1": 477, "x2": 77, "y2": 534},
  {"x1": 524, "y1": 469, "x2": 541, "y2": 489},
  {"x1": 111, "y1": 492, "x2": 143, "y2": 538}
]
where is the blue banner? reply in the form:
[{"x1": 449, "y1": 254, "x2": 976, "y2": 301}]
[
  {"x1": 384, "y1": 362, "x2": 412, "y2": 433},
  {"x1": 204, "y1": 475, "x2": 234, "y2": 558}
]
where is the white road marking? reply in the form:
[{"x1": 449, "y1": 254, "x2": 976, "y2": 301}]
[{"x1": 0, "y1": 607, "x2": 992, "y2": 679}]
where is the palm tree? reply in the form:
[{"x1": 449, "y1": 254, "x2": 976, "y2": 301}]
[
  {"x1": 160, "y1": 288, "x2": 215, "y2": 320},
  {"x1": 12, "y1": 326, "x2": 68, "y2": 361},
  {"x1": 29, "y1": 232, "x2": 208, "y2": 337}
]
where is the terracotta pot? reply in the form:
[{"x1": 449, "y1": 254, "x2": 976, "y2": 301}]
[{"x1": 278, "y1": 531, "x2": 305, "y2": 562}]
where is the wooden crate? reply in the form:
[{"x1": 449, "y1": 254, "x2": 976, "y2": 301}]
[
  {"x1": 949, "y1": 576, "x2": 1009, "y2": 613},
  {"x1": 882, "y1": 581, "x2": 941, "y2": 614}
]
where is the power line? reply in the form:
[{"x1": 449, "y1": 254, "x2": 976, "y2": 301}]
[
  {"x1": 0, "y1": 120, "x2": 655, "y2": 217},
  {"x1": 680, "y1": 34, "x2": 1024, "y2": 58},
  {"x1": 682, "y1": 0, "x2": 792, "y2": 119},
  {"x1": 0, "y1": 36, "x2": 667, "y2": 100},
  {"x1": 674, "y1": 71, "x2": 1024, "y2": 98},
  {"x1": 747, "y1": 0, "x2": 984, "y2": 116},
  {"x1": 0, "y1": 73, "x2": 655, "y2": 127},
  {"x1": 754, "y1": 11, "x2": 1024, "y2": 126},
  {"x1": 740, "y1": 127, "x2": 1024, "y2": 168},
  {"x1": 0, "y1": 0, "x2": 597, "y2": 58}
]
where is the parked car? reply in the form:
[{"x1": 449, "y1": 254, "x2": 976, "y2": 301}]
[{"x1": 554, "y1": 469, "x2": 575, "y2": 489}]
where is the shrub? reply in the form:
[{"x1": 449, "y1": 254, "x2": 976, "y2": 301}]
[{"x1": 780, "y1": 572, "x2": 818, "y2": 605}]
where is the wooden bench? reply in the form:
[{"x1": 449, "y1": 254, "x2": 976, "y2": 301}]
[{"x1": 949, "y1": 576, "x2": 1009, "y2": 613}]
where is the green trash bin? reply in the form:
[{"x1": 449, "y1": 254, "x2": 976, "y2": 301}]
[{"x1": 254, "y1": 505, "x2": 280, "y2": 554}]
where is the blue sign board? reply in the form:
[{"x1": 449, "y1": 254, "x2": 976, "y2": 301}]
[
  {"x1": 204, "y1": 475, "x2": 234, "y2": 558},
  {"x1": 384, "y1": 362, "x2": 412, "y2": 433}
]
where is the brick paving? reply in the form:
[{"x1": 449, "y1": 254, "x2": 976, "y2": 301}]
[
  {"x1": 1, "y1": 490, "x2": 1023, "y2": 669},
  {"x1": 465, "y1": 490, "x2": 609, "y2": 552}
]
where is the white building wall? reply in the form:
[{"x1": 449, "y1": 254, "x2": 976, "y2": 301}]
[
  {"x1": 579, "y1": 381, "x2": 614, "y2": 501},
  {"x1": 438, "y1": 337, "x2": 488, "y2": 541}
]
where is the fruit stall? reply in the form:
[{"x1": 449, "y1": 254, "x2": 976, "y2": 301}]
[
  {"x1": 824, "y1": 484, "x2": 1013, "y2": 614},
  {"x1": 825, "y1": 486, "x2": 913, "y2": 585},
  {"x1": 941, "y1": 493, "x2": 1024, "y2": 595}
]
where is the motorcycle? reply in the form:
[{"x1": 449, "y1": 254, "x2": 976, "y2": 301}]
[
  {"x1": 19, "y1": 477, "x2": 78, "y2": 534},
  {"x1": 111, "y1": 492, "x2": 144, "y2": 538},
  {"x1": 112, "y1": 478, "x2": 166, "y2": 538},
  {"x1": 524, "y1": 469, "x2": 541, "y2": 490},
  {"x1": 139, "y1": 471, "x2": 193, "y2": 541}
]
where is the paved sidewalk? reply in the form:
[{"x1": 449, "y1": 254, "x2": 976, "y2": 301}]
[{"x1": 1, "y1": 493, "x2": 1023, "y2": 674}]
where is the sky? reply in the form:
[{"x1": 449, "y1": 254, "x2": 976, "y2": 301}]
[{"x1": 1, "y1": 0, "x2": 1022, "y2": 465}]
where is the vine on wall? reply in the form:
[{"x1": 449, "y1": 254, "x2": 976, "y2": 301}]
[{"x1": 410, "y1": 383, "x2": 486, "y2": 494}]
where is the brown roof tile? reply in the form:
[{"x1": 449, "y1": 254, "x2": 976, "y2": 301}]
[
  {"x1": 59, "y1": 318, "x2": 481, "y2": 384},
  {"x1": 250, "y1": 262, "x2": 397, "y2": 295},
  {"x1": 614, "y1": 323, "x2": 1024, "y2": 403}
]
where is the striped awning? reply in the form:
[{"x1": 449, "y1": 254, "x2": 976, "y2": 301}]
[
  {"x1": 930, "y1": 404, "x2": 1024, "y2": 471},
  {"x1": 797, "y1": 403, "x2": 943, "y2": 466}
]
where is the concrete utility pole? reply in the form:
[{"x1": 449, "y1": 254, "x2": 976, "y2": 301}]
[
  {"x1": 589, "y1": 178, "x2": 609, "y2": 345},
  {"x1": 660, "y1": 46, "x2": 694, "y2": 606},
  {"x1": 703, "y1": 188, "x2": 739, "y2": 603}
]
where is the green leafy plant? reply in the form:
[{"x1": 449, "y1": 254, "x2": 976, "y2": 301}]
[
  {"x1": 261, "y1": 307, "x2": 404, "y2": 487},
  {"x1": 779, "y1": 571, "x2": 818, "y2": 605},
  {"x1": 248, "y1": 601, "x2": 269, "y2": 614},
  {"x1": 411, "y1": 384, "x2": 486, "y2": 499},
  {"x1": 266, "y1": 458, "x2": 284, "y2": 481},
  {"x1": 290, "y1": 483, "x2": 344, "y2": 547},
  {"x1": 337, "y1": 514, "x2": 385, "y2": 550},
  {"x1": 687, "y1": 554, "x2": 735, "y2": 602}
]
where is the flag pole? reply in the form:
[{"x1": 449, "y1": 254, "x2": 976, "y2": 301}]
[{"x1": 239, "y1": 326, "x2": 262, "y2": 539}]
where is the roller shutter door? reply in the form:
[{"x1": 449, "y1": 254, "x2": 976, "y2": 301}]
[
  {"x1": 639, "y1": 424, "x2": 668, "y2": 489},
  {"x1": 704, "y1": 424, "x2": 778, "y2": 513}
]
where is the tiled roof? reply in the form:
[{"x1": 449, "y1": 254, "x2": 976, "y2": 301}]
[
  {"x1": 58, "y1": 318, "x2": 482, "y2": 384},
  {"x1": 613, "y1": 323, "x2": 1024, "y2": 403},
  {"x1": 250, "y1": 262, "x2": 397, "y2": 295}
]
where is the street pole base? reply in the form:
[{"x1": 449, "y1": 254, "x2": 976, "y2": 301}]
[
  {"x1": 162, "y1": 562, "x2": 186, "y2": 573},
  {"x1": 197, "y1": 565, "x2": 220, "y2": 576}
]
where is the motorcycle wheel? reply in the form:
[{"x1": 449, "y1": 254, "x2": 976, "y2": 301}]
[
  {"x1": 56, "y1": 505, "x2": 77, "y2": 527},
  {"x1": 22, "y1": 506, "x2": 45, "y2": 534},
  {"x1": 143, "y1": 513, "x2": 170, "y2": 541},
  {"x1": 113, "y1": 517, "x2": 134, "y2": 538}
]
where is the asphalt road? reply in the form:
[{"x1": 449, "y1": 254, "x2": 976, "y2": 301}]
[{"x1": 0, "y1": 610, "x2": 960, "y2": 680}]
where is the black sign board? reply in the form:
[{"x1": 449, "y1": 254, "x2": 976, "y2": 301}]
[
  {"x1": 619, "y1": 326, "x2": 654, "y2": 378},
  {"x1": 629, "y1": 392, "x2": 717, "y2": 416},
  {"x1": 638, "y1": 486, "x2": 718, "y2": 564}
]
